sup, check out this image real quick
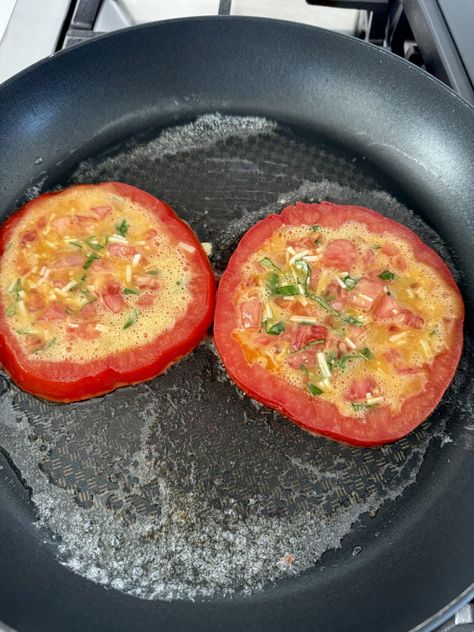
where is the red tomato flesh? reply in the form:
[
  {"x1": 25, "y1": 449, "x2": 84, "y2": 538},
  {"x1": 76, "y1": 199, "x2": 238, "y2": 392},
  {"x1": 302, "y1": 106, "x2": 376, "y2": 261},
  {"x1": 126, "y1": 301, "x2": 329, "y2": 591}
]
[
  {"x1": 214, "y1": 201, "x2": 464, "y2": 446},
  {"x1": 0, "y1": 182, "x2": 215, "y2": 402}
]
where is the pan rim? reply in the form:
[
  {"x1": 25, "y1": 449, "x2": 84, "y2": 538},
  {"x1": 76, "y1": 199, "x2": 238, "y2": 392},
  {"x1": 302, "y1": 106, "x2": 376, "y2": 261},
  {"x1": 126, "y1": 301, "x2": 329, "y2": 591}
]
[{"x1": 0, "y1": 15, "x2": 473, "y2": 116}]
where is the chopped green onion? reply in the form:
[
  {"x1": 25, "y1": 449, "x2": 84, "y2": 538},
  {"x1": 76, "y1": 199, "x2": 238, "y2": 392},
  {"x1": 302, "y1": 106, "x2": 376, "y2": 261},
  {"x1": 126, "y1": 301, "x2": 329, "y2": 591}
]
[
  {"x1": 146, "y1": 269, "x2": 160, "y2": 276},
  {"x1": 123, "y1": 288, "x2": 140, "y2": 295},
  {"x1": 429, "y1": 328, "x2": 437, "y2": 336},
  {"x1": 32, "y1": 337, "x2": 56, "y2": 354},
  {"x1": 338, "y1": 348, "x2": 372, "y2": 370},
  {"x1": 343, "y1": 275, "x2": 359, "y2": 290},
  {"x1": 351, "y1": 401, "x2": 378, "y2": 411},
  {"x1": 69, "y1": 240, "x2": 83, "y2": 248},
  {"x1": 266, "y1": 272, "x2": 280, "y2": 294},
  {"x1": 343, "y1": 315, "x2": 363, "y2": 326},
  {"x1": 308, "y1": 384, "x2": 324, "y2": 396},
  {"x1": 308, "y1": 292, "x2": 333, "y2": 312},
  {"x1": 371, "y1": 244, "x2": 381, "y2": 250},
  {"x1": 311, "y1": 225, "x2": 321, "y2": 232},
  {"x1": 123, "y1": 309, "x2": 140, "y2": 329},
  {"x1": 291, "y1": 339, "x2": 325, "y2": 354},
  {"x1": 378, "y1": 270, "x2": 396, "y2": 281},
  {"x1": 6, "y1": 304, "x2": 16, "y2": 317},
  {"x1": 274, "y1": 284, "x2": 300, "y2": 296},
  {"x1": 80, "y1": 273, "x2": 87, "y2": 282},
  {"x1": 17, "y1": 327, "x2": 35, "y2": 335},
  {"x1": 265, "y1": 320, "x2": 285, "y2": 335},
  {"x1": 260, "y1": 257, "x2": 280, "y2": 271},
  {"x1": 325, "y1": 351, "x2": 337, "y2": 371},
  {"x1": 9, "y1": 278, "x2": 22, "y2": 297},
  {"x1": 85, "y1": 238, "x2": 104, "y2": 251},
  {"x1": 299, "y1": 365, "x2": 309, "y2": 375},
  {"x1": 83, "y1": 253, "x2": 99, "y2": 269},
  {"x1": 308, "y1": 291, "x2": 363, "y2": 327},
  {"x1": 293, "y1": 258, "x2": 311, "y2": 290},
  {"x1": 116, "y1": 219, "x2": 128, "y2": 237}
]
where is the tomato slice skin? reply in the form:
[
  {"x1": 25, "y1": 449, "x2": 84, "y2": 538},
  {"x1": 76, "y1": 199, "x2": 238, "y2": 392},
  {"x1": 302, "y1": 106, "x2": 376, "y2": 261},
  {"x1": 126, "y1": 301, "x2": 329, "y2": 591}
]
[
  {"x1": 214, "y1": 201, "x2": 464, "y2": 446},
  {"x1": 0, "y1": 182, "x2": 215, "y2": 402}
]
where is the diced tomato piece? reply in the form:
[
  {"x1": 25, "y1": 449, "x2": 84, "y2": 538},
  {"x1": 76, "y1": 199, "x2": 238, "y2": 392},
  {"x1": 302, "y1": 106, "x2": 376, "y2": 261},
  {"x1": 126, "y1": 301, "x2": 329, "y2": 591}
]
[
  {"x1": 286, "y1": 348, "x2": 317, "y2": 369},
  {"x1": 383, "y1": 348, "x2": 421, "y2": 374},
  {"x1": 346, "y1": 277, "x2": 385, "y2": 311},
  {"x1": 52, "y1": 254, "x2": 84, "y2": 269},
  {"x1": 75, "y1": 322, "x2": 100, "y2": 340},
  {"x1": 287, "y1": 237, "x2": 318, "y2": 251},
  {"x1": 345, "y1": 376, "x2": 378, "y2": 402},
  {"x1": 308, "y1": 267, "x2": 320, "y2": 290},
  {"x1": 363, "y1": 248, "x2": 375, "y2": 266},
  {"x1": 134, "y1": 275, "x2": 160, "y2": 290},
  {"x1": 102, "y1": 281, "x2": 125, "y2": 313},
  {"x1": 137, "y1": 294, "x2": 154, "y2": 308},
  {"x1": 91, "y1": 205, "x2": 112, "y2": 219},
  {"x1": 80, "y1": 301, "x2": 97, "y2": 320},
  {"x1": 25, "y1": 291, "x2": 45, "y2": 313},
  {"x1": 331, "y1": 299, "x2": 345, "y2": 311},
  {"x1": 323, "y1": 239, "x2": 356, "y2": 270},
  {"x1": 37, "y1": 216, "x2": 47, "y2": 230},
  {"x1": 74, "y1": 215, "x2": 96, "y2": 235},
  {"x1": 239, "y1": 300, "x2": 262, "y2": 330},
  {"x1": 21, "y1": 230, "x2": 37, "y2": 244},
  {"x1": 107, "y1": 243, "x2": 137, "y2": 258},
  {"x1": 51, "y1": 216, "x2": 73, "y2": 234},
  {"x1": 401, "y1": 310, "x2": 425, "y2": 329},
  {"x1": 291, "y1": 325, "x2": 328, "y2": 350},
  {"x1": 25, "y1": 335, "x2": 45, "y2": 353},
  {"x1": 75, "y1": 214, "x2": 94, "y2": 224},
  {"x1": 346, "y1": 325, "x2": 366, "y2": 345},
  {"x1": 394, "y1": 255, "x2": 407, "y2": 271},
  {"x1": 253, "y1": 332, "x2": 278, "y2": 347},
  {"x1": 373, "y1": 294, "x2": 401, "y2": 319},
  {"x1": 38, "y1": 302, "x2": 66, "y2": 321},
  {"x1": 90, "y1": 258, "x2": 110, "y2": 272},
  {"x1": 381, "y1": 243, "x2": 400, "y2": 256}
]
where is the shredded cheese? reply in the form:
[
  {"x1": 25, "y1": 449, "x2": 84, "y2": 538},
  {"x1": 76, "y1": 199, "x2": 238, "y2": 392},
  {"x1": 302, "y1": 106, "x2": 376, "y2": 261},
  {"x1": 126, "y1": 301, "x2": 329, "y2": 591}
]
[
  {"x1": 125, "y1": 265, "x2": 132, "y2": 283},
  {"x1": 317, "y1": 352, "x2": 331, "y2": 379},
  {"x1": 289, "y1": 250, "x2": 309, "y2": 265},
  {"x1": 388, "y1": 332, "x2": 408, "y2": 343},
  {"x1": 108, "y1": 235, "x2": 128, "y2": 245},
  {"x1": 420, "y1": 339, "x2": 432, "y2": 359},
  {"x1": 366, "y1": 396, "x2": 384, "y2": 405},
  {"x1": 344, "y1": 337, "x2": 356, "y2": 350},
  {"x1": 264, "y1": 303, "x2": 273, "y2": 320},
  {"x1": 178, "y1": 242, "x2": 196, "y2": 254},
  {"x1": 290, "y1": 315, "x2": 317, "y2": 324},
  {"x1": 316, "y1": 270, "x2": 328, "y2": 295},
  {"x1": 132, "y1": 253, "x2": 141, "y2": 267},
  {"x1": 335, "y1": 276, "x2": 346, "y2": 289}
]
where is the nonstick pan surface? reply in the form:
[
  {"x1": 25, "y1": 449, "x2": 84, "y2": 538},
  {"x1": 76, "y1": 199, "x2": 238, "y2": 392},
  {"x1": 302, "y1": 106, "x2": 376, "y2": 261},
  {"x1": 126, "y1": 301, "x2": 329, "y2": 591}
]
[{"x1": 0, "y1": 17, "x2": 473, "y2": 632}]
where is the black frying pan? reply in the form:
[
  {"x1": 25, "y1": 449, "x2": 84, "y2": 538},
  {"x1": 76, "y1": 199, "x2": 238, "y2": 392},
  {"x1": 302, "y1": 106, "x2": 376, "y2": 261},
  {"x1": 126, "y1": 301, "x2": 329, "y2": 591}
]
[{"x1": 0, "y1": 16, "x2": 473, "y2": 632}]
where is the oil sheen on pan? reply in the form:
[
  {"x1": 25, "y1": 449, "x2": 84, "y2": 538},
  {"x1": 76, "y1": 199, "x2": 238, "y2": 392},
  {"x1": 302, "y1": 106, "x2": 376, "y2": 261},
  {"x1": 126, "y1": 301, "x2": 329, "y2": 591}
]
[
  {"x1": 0, "y1": 182, "x2": 215, "y2": 402},
  {"x1": 214, "y1": 201, "x2": 464, "y2": 446}
]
